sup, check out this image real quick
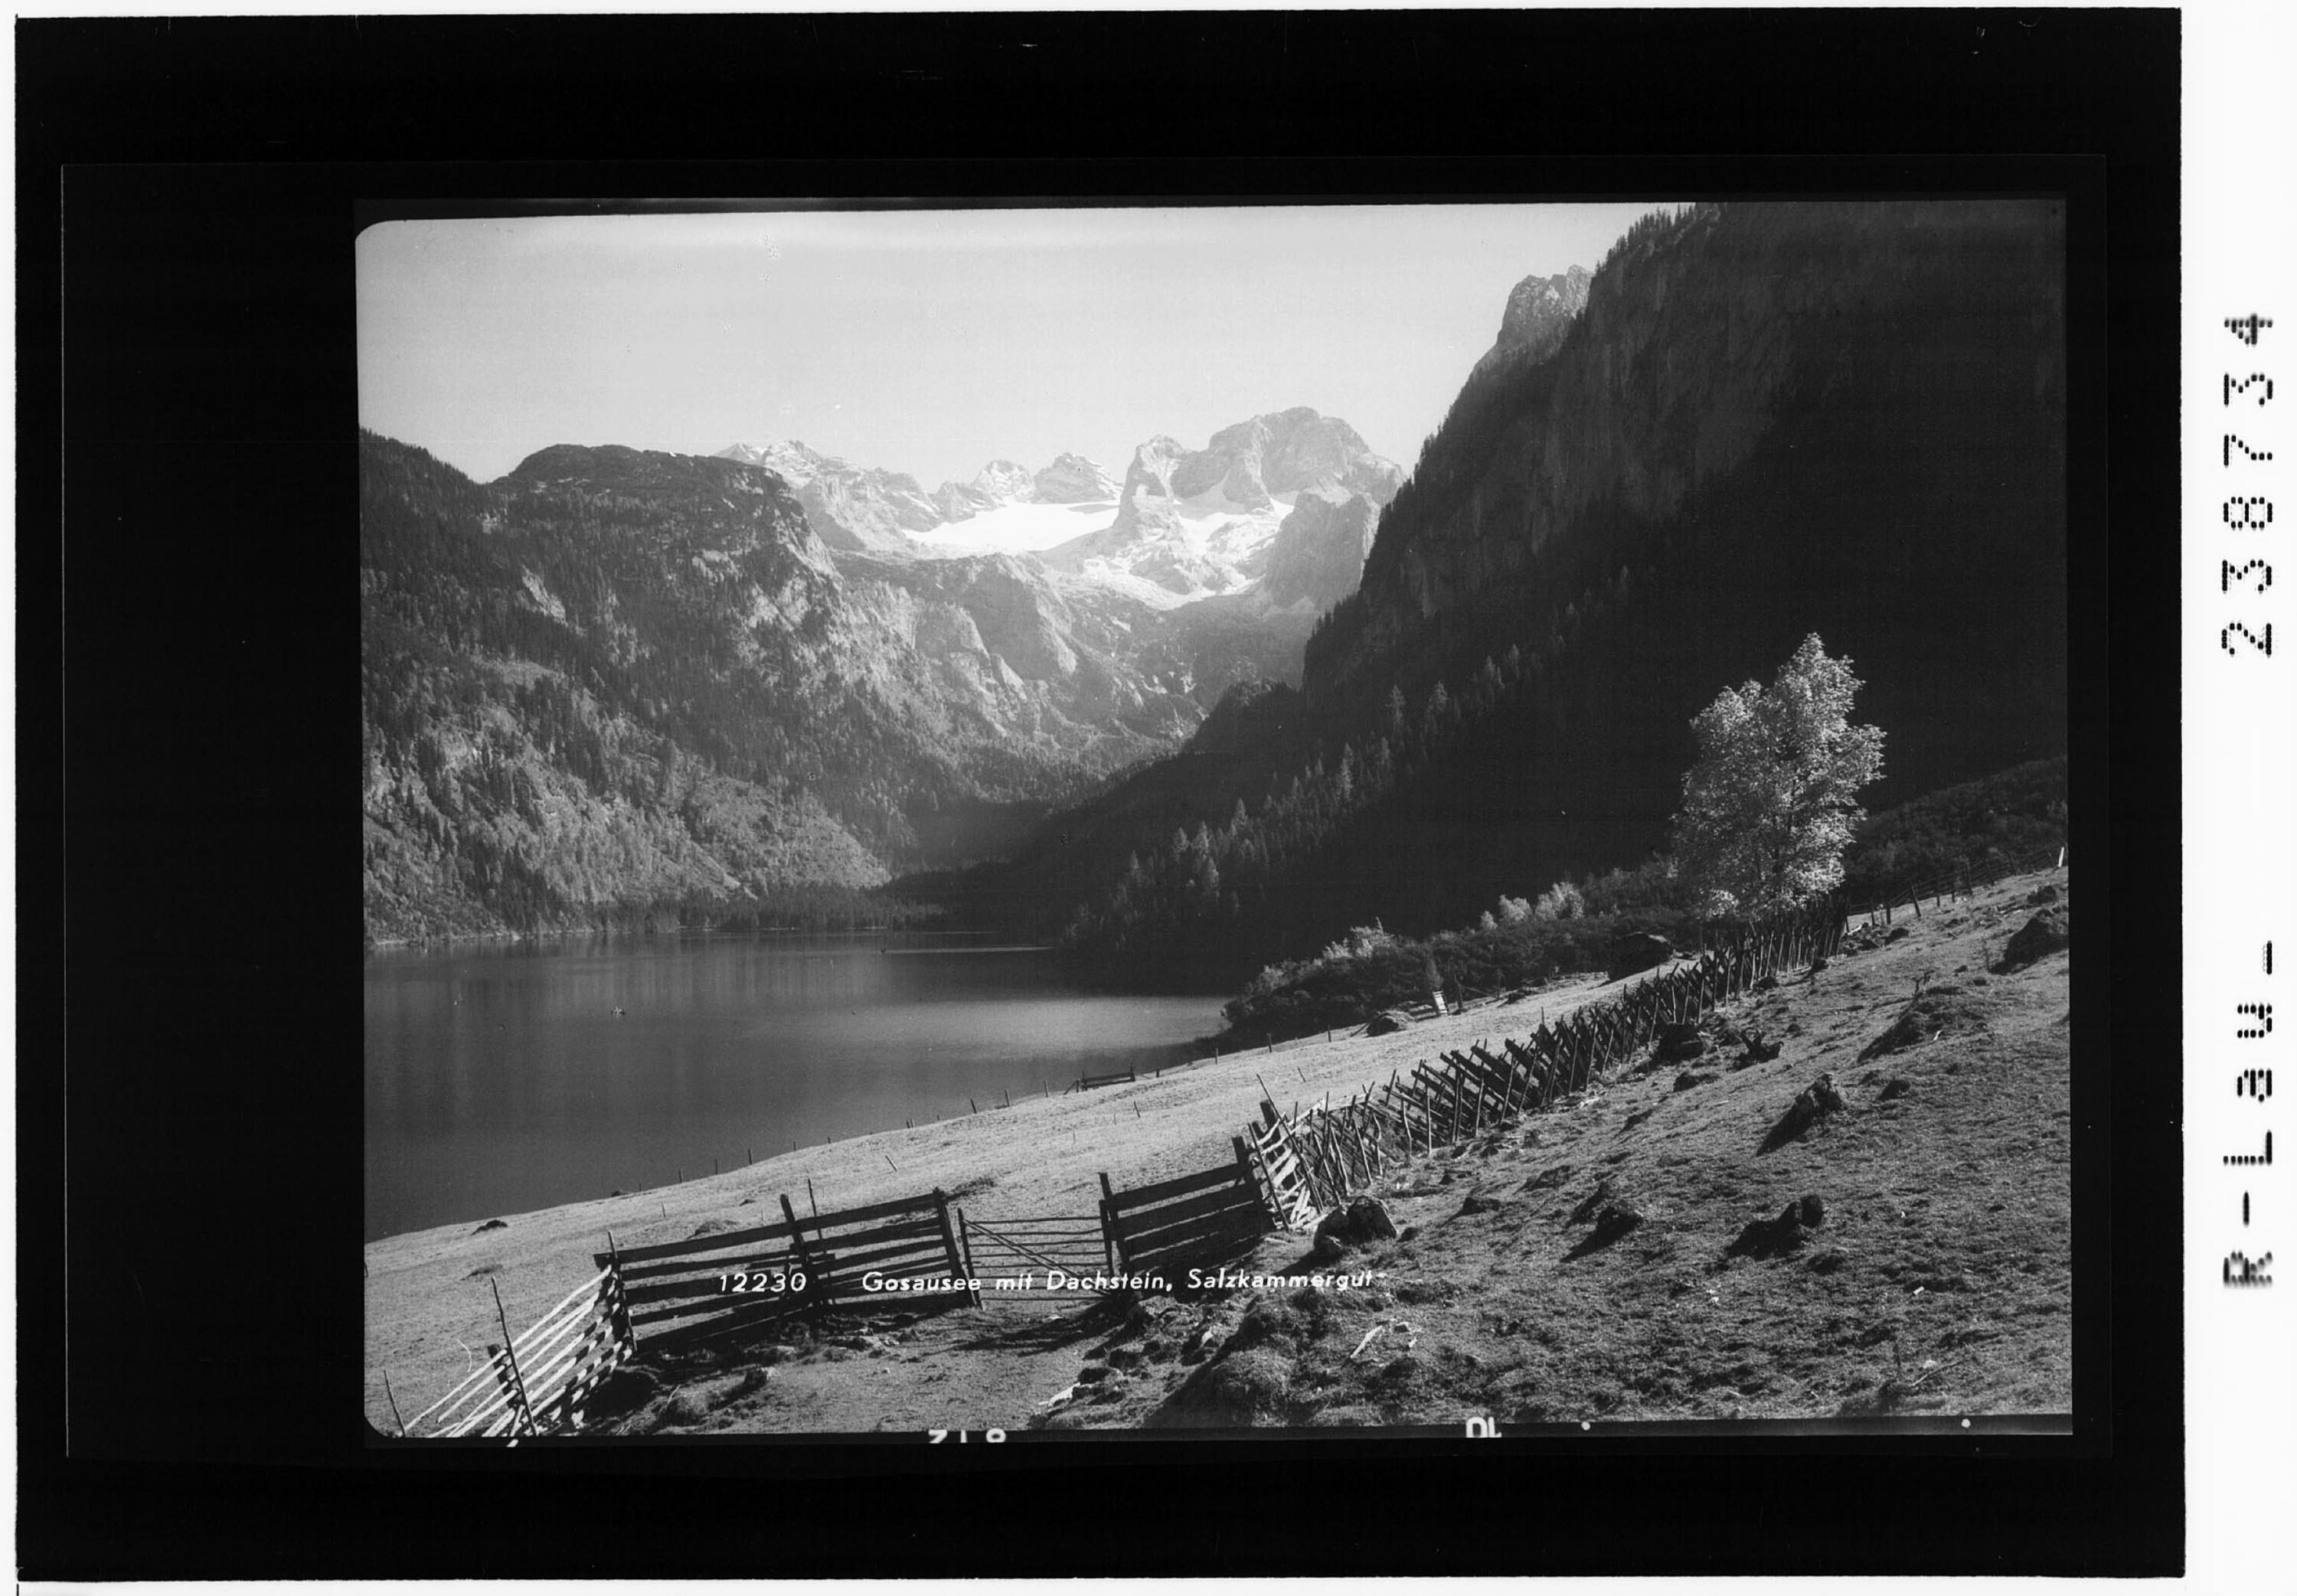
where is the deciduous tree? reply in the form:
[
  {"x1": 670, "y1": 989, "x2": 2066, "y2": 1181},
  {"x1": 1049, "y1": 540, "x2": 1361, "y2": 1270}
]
[{"x1": 1671, "y1": 634, "x2": 1886, "y2": 917}]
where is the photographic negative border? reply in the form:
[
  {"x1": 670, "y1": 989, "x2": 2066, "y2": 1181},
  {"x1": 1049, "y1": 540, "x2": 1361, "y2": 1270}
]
[{"x1": 28, "y1": 8, "x2": 2178, "y2": 1579}]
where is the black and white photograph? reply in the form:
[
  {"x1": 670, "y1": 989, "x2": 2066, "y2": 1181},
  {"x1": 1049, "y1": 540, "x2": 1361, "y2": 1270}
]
[{"x1": 360, "y1": 197, "x2": 2073, "y2": 1441}]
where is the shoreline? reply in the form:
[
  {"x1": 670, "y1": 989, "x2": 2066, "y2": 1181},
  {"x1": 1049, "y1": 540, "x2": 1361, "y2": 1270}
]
[
  {"x1": 364, "y1": 925, "x2": 1056, "y2": 957},
  {"x1": 368, "y1": 865, "x2": 2073, "y2": 1434},
  {"x1": 363, "y1": 968, "x2": 1615, "y2": 1425}
]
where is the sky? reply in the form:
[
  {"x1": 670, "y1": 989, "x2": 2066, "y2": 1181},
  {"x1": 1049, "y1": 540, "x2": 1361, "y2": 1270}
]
[{"x1": 357, "y1": 202, "x2": 1672, "y2": 493}]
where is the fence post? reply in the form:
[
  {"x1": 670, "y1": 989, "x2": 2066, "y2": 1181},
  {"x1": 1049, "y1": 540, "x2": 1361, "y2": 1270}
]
[
  {"x1": 932, "y1": 1188, "x2": 979, "y2": 1307},
  {"x1": 780, "y1": 1194, "x2": 825, "y2": 1315},
  {"x1": 382, "y1": 1370, "x2": 408, "y2": 1438},
  {"x1": 1233, "y1": 1134, "x2": 1269, "y2": 1223},
  {"x1": 488, "y1": 1278, "x2": 539, "y2": 1439},
  {"x1": 956, "y1": 1207, "x2": 980, "y2": 1286},
  {"x1": 1099, "y1": 1173, "x2": 1124, "y2": 1275}
]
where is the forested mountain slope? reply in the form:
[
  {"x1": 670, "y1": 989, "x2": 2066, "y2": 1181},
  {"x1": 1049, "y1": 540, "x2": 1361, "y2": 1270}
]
[
  {"x1": 985, "y1": 201, "x2": 2067, "y2": 986},
  {"x1": 359, "y1": 436, "x2": 1199, "y2": 942}
]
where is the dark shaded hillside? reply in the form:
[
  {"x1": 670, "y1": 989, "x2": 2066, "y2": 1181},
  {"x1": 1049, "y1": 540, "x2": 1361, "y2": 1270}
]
[{"x1": 988, "y1": 200, "x2": 2067, "y2": 984}]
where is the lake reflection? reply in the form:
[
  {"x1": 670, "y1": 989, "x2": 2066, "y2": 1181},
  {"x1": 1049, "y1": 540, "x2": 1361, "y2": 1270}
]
[{"x1": 364, "y1": 935, "x2": 1222, "y2": 1240}]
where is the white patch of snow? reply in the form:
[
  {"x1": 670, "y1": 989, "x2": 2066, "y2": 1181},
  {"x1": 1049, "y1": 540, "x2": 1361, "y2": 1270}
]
[{"x1": 913, "y1": 500, "x2": 1119, "y2": 555}]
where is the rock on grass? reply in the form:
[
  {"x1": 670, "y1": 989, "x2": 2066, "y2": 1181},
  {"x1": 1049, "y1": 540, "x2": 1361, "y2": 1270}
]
[
  {"x1": 1762, "y1": 1072, "x2": 1847, "y2": 1153},
  {"x1": 1564, "y1": 1179, "x2": 1646, "y2": 1258},
  {"x1": 1727, "y1": 1194, "x2": 1827, "y2": 1259},
  {"x1": 1995, "y1": 907, "x2": 2070, "y2": 972},
  {"x1": 1314, "y1": 1196, "x2": 1399, "y2": 1251}
]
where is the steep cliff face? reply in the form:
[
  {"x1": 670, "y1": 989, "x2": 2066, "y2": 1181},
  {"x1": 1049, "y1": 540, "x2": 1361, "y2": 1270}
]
[
  {"x1": 1312, "y1": 199, "x2": 2067, "y2": 791},
  {"x1": 999, "y1": 200, "x2": 2069, "y2": 983},
  {"x1": 1473, "y1": 264, "x2": 1593, "y2": 374},
  {"x1": 1260, "y1": 490, "x2": 1379, "y2": 612}
]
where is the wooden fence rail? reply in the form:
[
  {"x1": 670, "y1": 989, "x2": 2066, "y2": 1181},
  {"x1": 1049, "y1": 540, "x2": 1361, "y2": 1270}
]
[
  {"x1": 1099, "y1": 1141, "x2": 1273, "y2": 1288},
  {"x1": 402, "y1": 1265, "x2": 634, "y2": 1442},
  {"x1": 1245, "y1": 896, "x2": 1862, "y2": 1215},
  {"x1": 1070, "y1": 1066, "x2": 1140, "y2": 1092},
  {"x1": 956, "y1": 1210, "x2": 1113, "y2": 1294},
  {"x1": 1842, "y1": 843, "x2": 2065, "y2": 929},
  {"x1": 586, "y1": 1186, "x2": 977, "y2": 1359}
]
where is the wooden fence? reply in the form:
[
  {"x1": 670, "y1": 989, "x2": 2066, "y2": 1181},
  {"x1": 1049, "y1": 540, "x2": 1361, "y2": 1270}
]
[
  {"x1": 1099, "y1": 1141, "x2": 1273, "y2": 1286},
  {"x1": 593, "y1": 1188, "x2": 979, "y2": 1358},
  {"x1": 1248, "y1": 898, "x2": 1854, "y2": 1216},
  {"x1": 1842, "y1": 843, "x2": 2066, "y2": 930},
  {"x1": 400, "y1": 1267, "x2": 634, "y2": 1442},
  {"x1": 1070, "y1": 1066, "x2": 1139, "y2": 1092},
  {"x1": 1243, "y1": 1108, "x2": 1327, "y2": 1231},
  {"x1": 396, "y1": 858, "x2": 2069, "y2": 1437},
  {"x1": 956, "y1": 1209, "x2": 1113, "y2": 1295}
]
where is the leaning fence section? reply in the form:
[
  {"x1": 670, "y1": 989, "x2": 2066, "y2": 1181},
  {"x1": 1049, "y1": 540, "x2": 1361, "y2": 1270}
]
[
  {"x1": 1247, "y1": 898, "x2": 1856, "y2": 1215},
  {"x1": 401, "y1": 1266, "x2": 634, "y2": 1443}
]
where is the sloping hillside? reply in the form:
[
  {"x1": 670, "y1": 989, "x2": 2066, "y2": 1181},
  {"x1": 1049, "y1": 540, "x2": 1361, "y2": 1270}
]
[{"x1": 366, "y1": 863, "x2": 2069, "y2": 1434}]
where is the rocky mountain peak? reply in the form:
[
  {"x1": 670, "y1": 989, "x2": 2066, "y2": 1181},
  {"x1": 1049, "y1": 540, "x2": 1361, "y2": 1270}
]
[
  {"x1": 1475, "y1": 264, "x2": 1593, "y2": 374},
  {"x1": 972, "y1": 459, "x2": 1035, "y2": 499},
  {"x1": 1043, "y1": 410, "x2": 1400, "y2": 603},
  {"x1": 1032, "y1": 453, "x2": 1119, "y2": 504},
  {"x1": 713, "y1": 437, "x2": 941, "y2": 556}
]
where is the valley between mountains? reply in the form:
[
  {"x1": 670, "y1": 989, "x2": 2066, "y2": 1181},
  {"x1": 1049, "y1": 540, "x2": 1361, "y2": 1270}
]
[
  {"x1": 364, "y1": 202, "x2": 2065, "y2": 1009},
  {"x1": 363, "y1": 404, "x2": 1406, "y2": 945}
]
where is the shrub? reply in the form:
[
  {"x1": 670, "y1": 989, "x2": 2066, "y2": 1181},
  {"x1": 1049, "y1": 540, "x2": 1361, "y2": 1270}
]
[{"x1": 1532, "y1": 880, "x2": 1586, "y2": 920}]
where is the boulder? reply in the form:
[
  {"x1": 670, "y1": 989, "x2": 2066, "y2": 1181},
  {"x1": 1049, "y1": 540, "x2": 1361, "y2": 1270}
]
[
  {"x1": 2026, "y1": 883, "x2": 2060, "y2": 906},
  {"x1": 1762, "y1": 1072, "x2": 1848, "y2": 1152},
  {"x1": 1656, "y1": 1021, "x2": 1704, "y2": 1060},
  {"x1": 1569, "y1": 1198, "x2": 1645, "y2": 1257},
  {"x1": 1314, "y1": 1196, "x2": 1400, "y2": 1250},
  {"x1": 1727, "y1": 1194, "x2": 1827, "y2": 1259},
  {"x1": 1364, "y1": 1009, "x2": 1410, "y2": 1037},
  {"x1": 1997, "y1": 907, "x2": 2070, "y2": 972}
]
